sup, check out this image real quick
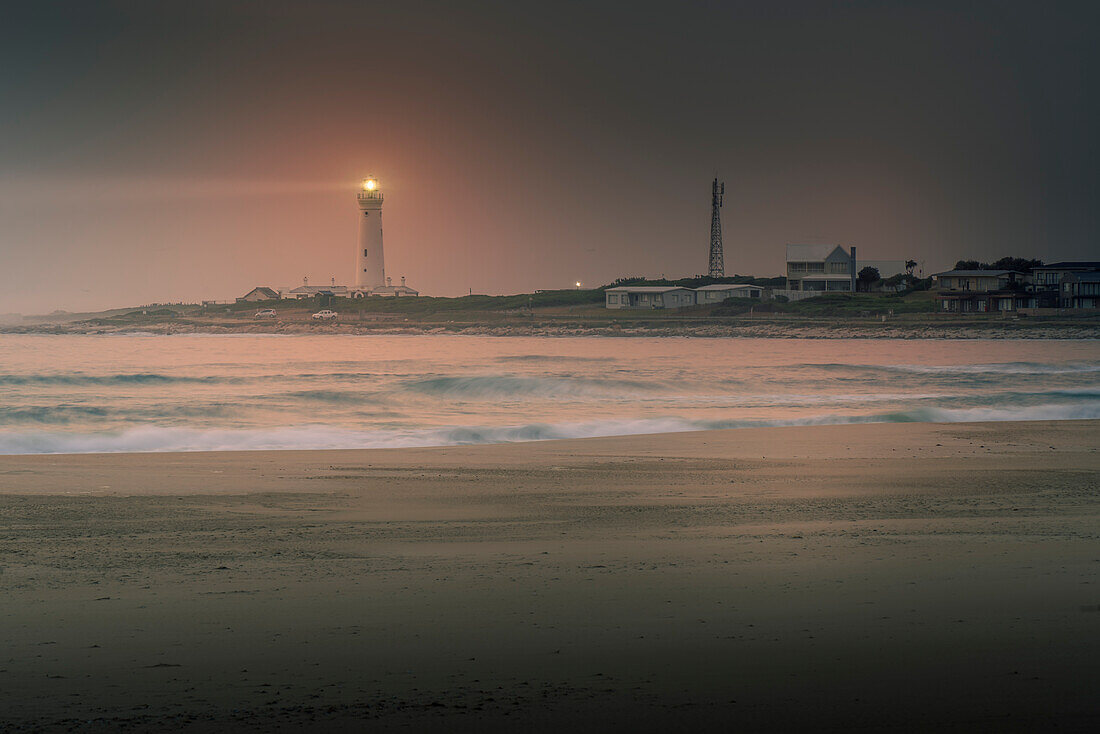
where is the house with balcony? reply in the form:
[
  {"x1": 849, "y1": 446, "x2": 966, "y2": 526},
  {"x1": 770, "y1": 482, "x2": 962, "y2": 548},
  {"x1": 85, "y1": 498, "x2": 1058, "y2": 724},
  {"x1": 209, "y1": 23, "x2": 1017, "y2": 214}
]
[
  {"x1": 1031, "y1": 262, "x2": 1100, "y2": 307},
  {"x1": 785, "y1": 245, "x2": 856, "y2": 292},
  {"x1": 1061, "y1": 272, "x2": 1100, "y2": 309},
  {"x1": 931, "y1": 269, "x2": 1034, "y2": 312}
]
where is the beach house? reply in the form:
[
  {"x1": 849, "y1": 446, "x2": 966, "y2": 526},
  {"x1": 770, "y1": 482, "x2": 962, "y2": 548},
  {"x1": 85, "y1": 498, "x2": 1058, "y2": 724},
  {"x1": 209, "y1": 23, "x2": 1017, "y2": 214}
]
[
  {"x1": 785, "y1": 245, "x2": 856, "y2": 292},
  {"x1": 604, "y1": 287, "x2": 697, "y2": 309},
  {"x1": 1030, "y1": 262, "x2": 1100, "y2": 307},
  {"x1": 694, "y1": 284, "x2": 764, "y2": 303},
  {"x1": 1060, "y1": 272, "x2": 1100, "y2": 309},
  {"x1": 784, "y1": 245, "x2": 907, "y2": 293},
  {"x1": 931, "y1": 269, "x2": 1032, "y2": 312}
]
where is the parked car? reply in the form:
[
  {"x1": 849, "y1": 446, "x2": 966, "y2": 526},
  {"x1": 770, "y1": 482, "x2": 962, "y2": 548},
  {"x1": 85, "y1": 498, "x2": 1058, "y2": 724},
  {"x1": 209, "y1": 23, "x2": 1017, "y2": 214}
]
[
  {"x1": 254, "y1": 309, "x2": 277, "y2": 319},
  {"x1": 312, "y1": 309, "x2": 338, "y2": 321}
]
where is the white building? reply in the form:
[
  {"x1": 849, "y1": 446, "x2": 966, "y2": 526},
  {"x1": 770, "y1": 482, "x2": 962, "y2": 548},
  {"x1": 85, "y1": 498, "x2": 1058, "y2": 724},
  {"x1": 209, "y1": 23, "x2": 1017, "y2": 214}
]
[
  {"x1": 785, "y1": 244, "x2": 856, "y2": 292},
  {"x1": 356, "y1": 176, "x2": 385, "y2": 291},
  {"x1": 605, "y1": 286, "x2": 697, "y2": 309},
  {"x1": 278, "y1": 278, "x2": 350, "y2": 299},
  {"x1": 784, "y1": 244, "x2": 905, "y2": 292},
  {"x1": 694, "y1": 284, "x2": 763, "y2": 303},
  {"x1": 368, "y1": 276, "x2": 419, "y2": 298},
  {"x1": 274, "y1": 178, "x2": 418, "y2": 300},
  {"x1": 350, "y1": 177, "x2": 417, "y2": 298},
  {"x1": 605, "y1": 284, "x2": 767, "y2": 309}
]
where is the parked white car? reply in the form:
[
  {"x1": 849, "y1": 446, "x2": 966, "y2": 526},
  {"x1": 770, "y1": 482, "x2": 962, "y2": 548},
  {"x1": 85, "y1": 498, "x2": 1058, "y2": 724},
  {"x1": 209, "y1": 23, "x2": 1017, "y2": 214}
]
[
  {"x1": 254, "y1": 309, "x2": 277, "y2": 319},
  {"x1": 312, "y1": 309, "x2": 338, "y2": 321}
]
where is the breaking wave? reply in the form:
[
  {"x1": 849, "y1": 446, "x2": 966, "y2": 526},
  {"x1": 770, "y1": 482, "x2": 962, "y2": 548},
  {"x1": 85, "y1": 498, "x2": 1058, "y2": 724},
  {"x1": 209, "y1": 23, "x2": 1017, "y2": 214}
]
[{"x1": 3, "y1": 401, "x2": 1097, "y2": 455}]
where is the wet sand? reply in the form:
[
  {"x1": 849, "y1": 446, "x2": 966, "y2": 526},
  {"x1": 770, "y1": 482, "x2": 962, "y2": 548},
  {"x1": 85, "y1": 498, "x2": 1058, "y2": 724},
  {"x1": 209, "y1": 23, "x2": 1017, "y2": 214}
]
[{"x1": 1, "y1": 420, "x2": 1098, "y2": 732}]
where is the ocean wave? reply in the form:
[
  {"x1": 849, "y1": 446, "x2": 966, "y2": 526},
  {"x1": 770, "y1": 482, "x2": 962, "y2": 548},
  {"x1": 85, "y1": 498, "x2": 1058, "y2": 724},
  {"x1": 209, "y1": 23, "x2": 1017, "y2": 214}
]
[
  {"x1": 0, "y1": 373, "x2": 216, "y2": 386},
  {"x1": 0, "y1": 405, "x2": 110, "y2": 425},
  {"x1": 285, "y1": 389, "x2": 382, "y2": 404},
  {"x1": 3, "y1": 401, "x2": 1097, "y2": 455},
  {"x1": 495, "y1": 354, "x2": 611, "y2": 363},
  {"x1": 807, "y1": 361, "x2": 1100, "y2": 376},
  {"x1": 402, "y1": 374, "x2": 660, "y2": 398}
]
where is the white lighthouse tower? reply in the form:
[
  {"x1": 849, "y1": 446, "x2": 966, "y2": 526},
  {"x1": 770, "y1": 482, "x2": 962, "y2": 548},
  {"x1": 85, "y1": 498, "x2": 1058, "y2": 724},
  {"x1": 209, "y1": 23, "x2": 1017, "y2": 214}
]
[{"x1": 356, "y1": 176, "x2": 385, "y2": 291}]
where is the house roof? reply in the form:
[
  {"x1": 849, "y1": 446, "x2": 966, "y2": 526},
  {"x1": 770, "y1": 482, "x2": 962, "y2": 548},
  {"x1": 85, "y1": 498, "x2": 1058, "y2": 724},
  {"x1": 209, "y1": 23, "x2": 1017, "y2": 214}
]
[
  {"x1": 287, "y1": 285, "x2": 350, "y2": 294},
  {"x1": 931, "y1": 270, "x2": 1023, "y2": 277},
  {"x1": 694, "y1": 284, "x2": 760, "y2": 291},
  {"x1": 370, "y1": 285, "x2": 420, "y2": 294},
  {"x1": 1034, "y1": 261, "x2": 1100, "y2": 270},
  {"x1": 786, "y1": 244, "x2": 848, "y2": 262},
  {"x1": 605, "y1": 286, "x2": 692, "y2": 293},
  {"x1": 243, "y1": 286, "x2": 279, "y2": 297}
]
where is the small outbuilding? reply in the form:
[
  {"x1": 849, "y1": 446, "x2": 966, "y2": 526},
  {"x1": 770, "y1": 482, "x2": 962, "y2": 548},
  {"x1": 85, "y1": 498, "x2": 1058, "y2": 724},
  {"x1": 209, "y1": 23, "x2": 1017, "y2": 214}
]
[{"x1": 236, "y1": 287, "x2": 280, "y2": 302}]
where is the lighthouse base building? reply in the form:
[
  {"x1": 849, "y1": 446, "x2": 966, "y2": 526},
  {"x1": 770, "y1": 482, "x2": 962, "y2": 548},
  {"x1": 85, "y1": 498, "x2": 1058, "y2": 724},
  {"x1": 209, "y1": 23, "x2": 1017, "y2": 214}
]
[{"x1": 352, "y1": 276, "x2": 418, "y2": 298}]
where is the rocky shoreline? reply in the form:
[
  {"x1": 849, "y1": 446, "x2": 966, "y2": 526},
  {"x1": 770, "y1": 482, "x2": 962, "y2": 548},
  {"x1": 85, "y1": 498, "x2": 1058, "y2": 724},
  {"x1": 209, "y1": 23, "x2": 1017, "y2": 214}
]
[{"x1": 5, "y1": 318, "x2": 1099, "y2": 339}]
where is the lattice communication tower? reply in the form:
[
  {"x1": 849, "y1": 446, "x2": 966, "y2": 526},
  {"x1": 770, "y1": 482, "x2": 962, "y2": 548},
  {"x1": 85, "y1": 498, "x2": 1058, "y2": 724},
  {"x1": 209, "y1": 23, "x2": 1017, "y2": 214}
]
[{"x1": 709, "y1": 178, "x2": 725, "y2": 277}]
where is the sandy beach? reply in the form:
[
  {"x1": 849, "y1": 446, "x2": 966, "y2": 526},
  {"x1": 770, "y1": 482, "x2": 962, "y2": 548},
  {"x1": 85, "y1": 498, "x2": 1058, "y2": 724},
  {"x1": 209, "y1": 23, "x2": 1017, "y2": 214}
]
[{"x1": 1, "y1": 420, "x2": 1098, "y2": 732}]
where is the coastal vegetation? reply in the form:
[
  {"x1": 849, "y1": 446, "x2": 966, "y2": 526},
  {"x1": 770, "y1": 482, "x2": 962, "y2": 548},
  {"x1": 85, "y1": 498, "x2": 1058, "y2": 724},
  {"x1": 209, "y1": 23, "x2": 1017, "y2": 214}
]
[
  {"x1": 953, "y1": 257, "x2": 1045, "y2": 272},
  {"x1": 8, "y1": 275, "x2": 1097, "y2": 338}
]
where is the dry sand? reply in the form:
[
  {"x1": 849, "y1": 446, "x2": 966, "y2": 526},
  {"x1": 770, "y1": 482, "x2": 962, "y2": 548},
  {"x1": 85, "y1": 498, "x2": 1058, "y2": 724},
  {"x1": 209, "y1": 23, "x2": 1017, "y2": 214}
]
[{"x1": 1, "y1": 420, "x2": 1098, "y2": 732}]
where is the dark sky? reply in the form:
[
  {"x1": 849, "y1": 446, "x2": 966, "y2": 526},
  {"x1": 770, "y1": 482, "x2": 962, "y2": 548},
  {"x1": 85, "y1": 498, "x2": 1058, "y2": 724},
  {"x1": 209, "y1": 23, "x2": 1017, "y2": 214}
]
[{"x1": 1, "y1": 0, "x2": 1097, "y2": 312}]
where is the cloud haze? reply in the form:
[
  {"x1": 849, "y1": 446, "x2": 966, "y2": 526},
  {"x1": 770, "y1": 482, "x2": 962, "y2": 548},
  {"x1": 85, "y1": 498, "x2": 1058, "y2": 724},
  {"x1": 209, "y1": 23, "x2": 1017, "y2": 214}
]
[{"x1": 1, "y1": 0, "x2": 1097, "y2": 312}]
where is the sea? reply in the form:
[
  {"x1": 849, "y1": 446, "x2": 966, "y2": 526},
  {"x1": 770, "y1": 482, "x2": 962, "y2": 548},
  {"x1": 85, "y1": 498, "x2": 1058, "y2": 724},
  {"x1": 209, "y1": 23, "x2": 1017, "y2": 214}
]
[{"x1": 1, "y1": 334, "x2": 1098, "y2": 454}]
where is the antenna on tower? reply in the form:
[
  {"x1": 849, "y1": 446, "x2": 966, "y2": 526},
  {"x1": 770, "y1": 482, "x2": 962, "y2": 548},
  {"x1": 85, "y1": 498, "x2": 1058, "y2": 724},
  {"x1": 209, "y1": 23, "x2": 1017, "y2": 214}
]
[{"x1": 709, "y1": 178, "x2": 725, "y2": 278}]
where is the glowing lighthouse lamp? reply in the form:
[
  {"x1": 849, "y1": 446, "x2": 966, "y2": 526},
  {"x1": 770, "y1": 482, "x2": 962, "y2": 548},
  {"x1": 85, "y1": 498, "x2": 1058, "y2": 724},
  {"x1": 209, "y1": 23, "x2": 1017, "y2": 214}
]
[{"x1": 356, "y1": 176, "x2": 385, "y2": 291}]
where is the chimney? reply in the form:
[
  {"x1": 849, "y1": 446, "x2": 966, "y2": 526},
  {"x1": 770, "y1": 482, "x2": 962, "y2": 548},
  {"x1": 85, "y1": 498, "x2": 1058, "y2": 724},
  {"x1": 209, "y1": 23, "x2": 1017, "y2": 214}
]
[
  {"x1": 849, "y1": 246, "x2": 857, "y2": 292},
  {"x1": 386, "y1": 276, "x2": 392, "y2": 287},
  {"x1": 331, "y1": 276, "x2": 335, "y2": 286},
  {"x1": 303, "y1": 275, "x2": 309, "y2": 286},
  {"x1": 401, "y1": 276, "x2": 406, "y2": 287}
]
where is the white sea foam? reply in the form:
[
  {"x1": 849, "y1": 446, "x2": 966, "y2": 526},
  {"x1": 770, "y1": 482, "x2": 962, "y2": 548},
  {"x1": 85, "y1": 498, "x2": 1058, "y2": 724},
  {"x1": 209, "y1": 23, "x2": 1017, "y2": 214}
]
[
  {"x1": 3, "y1": 401, "x2": 1097, "y2": 455},
  {"x1": 2, "y1": 335, "x2": 1096, "y2": 455}
]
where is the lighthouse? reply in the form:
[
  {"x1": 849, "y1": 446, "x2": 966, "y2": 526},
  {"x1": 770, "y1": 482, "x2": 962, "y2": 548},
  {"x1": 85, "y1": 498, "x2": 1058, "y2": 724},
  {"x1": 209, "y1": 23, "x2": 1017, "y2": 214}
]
[{"x1": 356, "y1": 176, "x2": 385, "y2": 290}]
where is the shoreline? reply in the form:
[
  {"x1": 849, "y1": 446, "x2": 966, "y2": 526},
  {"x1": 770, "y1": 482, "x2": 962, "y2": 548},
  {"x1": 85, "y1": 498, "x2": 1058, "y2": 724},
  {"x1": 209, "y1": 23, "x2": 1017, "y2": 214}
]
[
  {"x1": 4, "y1": 420, "x2": 1093, "y2": 469},
  {"x1": 3, "y1": 420, "x2": 1098, "y2": 731},
  {"x1": 1, "y1": 417, "x2": 1097, "y2": 472},
  {"x1": 3, "y1": 415, "x2": 1099, "y2": 459},
  {"x1": 5, "y1": 315, "x2": 1100, "y2": 340}
]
